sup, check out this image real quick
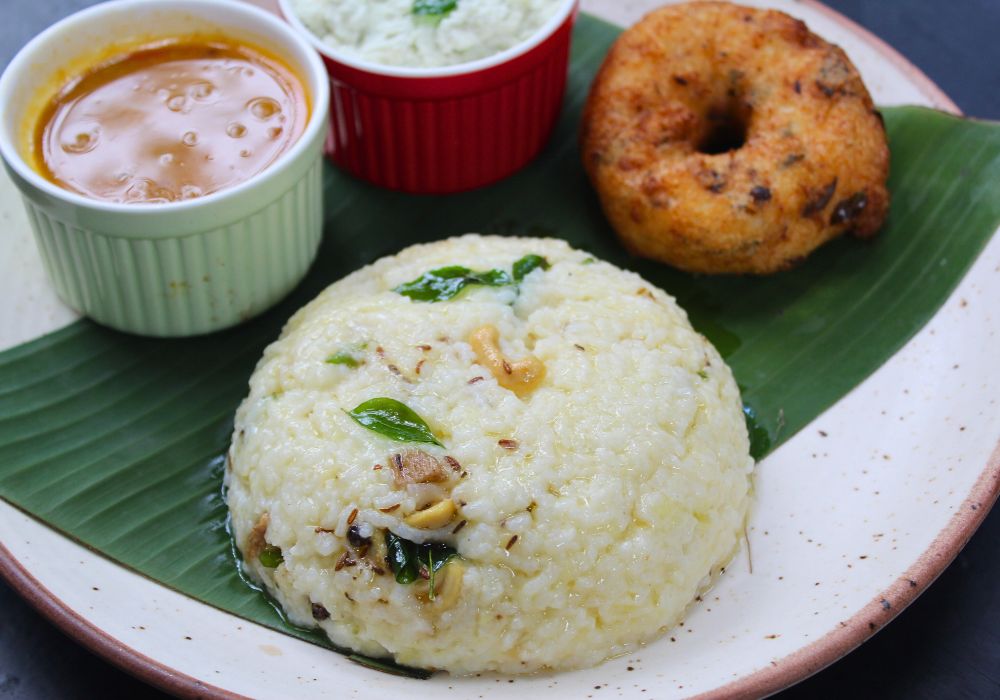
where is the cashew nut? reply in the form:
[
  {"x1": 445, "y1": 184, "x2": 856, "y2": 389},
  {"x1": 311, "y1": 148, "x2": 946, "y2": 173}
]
[
  {"x1": 432, "y1": 560, "x2": 464, "y2": 608},
  {"x1": 404, "y1": 498, "x2": 457, "y2": 529},
  {"x1": 469, "y1": 325, "x2": 545, "y2": 397},
  {"x1": 417, "y1": 559, "x2": 465, "y2": 608}
]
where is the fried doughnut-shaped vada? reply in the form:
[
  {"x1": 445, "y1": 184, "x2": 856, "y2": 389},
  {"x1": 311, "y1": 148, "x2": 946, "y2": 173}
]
[{"x1": 581, "y1": 2, "x2": 890, "y2": 274}]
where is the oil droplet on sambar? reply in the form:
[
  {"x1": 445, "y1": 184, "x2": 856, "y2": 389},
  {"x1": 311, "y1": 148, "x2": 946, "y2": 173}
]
[
  {"x1": 247, "y1": 96, "x2": 281, "y2": 120},
  {"x1": 60, "y1": 125, "x2": 100, "y2": 154},
  {"x1": 166, "y1": 94, "x2": 187, "y2": 112}
]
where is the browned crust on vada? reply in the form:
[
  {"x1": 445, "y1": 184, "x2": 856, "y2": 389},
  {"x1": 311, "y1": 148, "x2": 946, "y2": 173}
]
[{"x1": 580, "y1": 1, "x2": 890, "y2": 275}]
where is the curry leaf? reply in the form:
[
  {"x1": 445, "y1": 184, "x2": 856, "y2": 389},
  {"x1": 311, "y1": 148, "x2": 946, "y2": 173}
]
[
  {"x1": 384, "y1": 531, "x2": 457, "y2": 586},
  {"x1": 394, "y1": 266, "x2": 472, "y2": 301},
  {"x1": 348, "y1": 654, "x2": 432, "y2": 679},
  {"x1": 394, "y1": 258, "x2": 547, "y2": 302},
  {"x1": 512, "y1": 254, "x2": 550, "y2": 281},
  {"x1": 743, "y1": 404, "x2": 772, "y2": 461},
  {"x1": 385, "y1": 531, "x2": 419, "y2": 584},
  {"x1": 348, "y1": 398, "x2": 443, "y2": 446},
  {"x1": 412, "y1": 0, "x2": 457, "y2": 18},
  {"x1": 425, "y1": 542, "x2": 457, "y2": 573},
  {"x1": 468, "y1": 268, "x2": 512, "y2": 286},
  {"x1": 394, "y1": 265, "x2": 510, "y2": 302},
  {"x1": 392, "y1": 265, "x2": 513, "y2": 301}
]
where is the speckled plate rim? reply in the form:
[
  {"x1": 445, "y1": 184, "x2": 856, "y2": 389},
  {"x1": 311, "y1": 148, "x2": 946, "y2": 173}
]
[
  {"x1": 0, "y1": 2, "x2": 997, "y2": 699},
  {"x1": 0, "y1": 539, "x2": 244, "y2": 700},
  {"x1": 693, "y1": 441, "x2": 1000, "y2": 700}
]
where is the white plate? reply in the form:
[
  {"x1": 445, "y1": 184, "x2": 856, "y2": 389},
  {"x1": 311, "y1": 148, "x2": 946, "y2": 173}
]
[{"x1": 1, "y1": 1, "x2": 997, "y2": 698}]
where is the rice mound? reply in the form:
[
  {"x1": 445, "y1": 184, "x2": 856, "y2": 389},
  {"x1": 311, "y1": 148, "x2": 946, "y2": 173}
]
[{"x1": 226, "y1": 234, "x2": 753, "y2": 674}]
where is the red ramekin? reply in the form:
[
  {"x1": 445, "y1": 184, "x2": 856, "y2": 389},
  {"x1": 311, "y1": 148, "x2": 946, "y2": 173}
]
[{"x1": 277, "y1": 0, "x2": 579, "y2": 194}]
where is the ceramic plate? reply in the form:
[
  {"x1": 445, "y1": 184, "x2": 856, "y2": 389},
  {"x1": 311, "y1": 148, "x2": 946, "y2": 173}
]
[{"x1": 1, "y1": 1, "x2": 997, "y2": 698}]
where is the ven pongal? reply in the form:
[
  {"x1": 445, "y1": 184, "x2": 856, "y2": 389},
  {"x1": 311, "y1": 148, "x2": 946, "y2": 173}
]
[{"x1": 226, "y1": 235, "x2": 753, "y2": 673}]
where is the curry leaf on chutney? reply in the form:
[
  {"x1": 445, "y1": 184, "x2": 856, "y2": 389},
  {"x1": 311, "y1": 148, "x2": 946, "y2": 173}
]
[{"x1": 413, "y1": 0, "x2": 458, "y2": 19}]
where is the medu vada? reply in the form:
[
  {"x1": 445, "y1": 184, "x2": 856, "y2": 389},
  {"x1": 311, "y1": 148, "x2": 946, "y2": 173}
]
[{"x1": 580, "y1": 1, "x2": 890, "y2": 274}]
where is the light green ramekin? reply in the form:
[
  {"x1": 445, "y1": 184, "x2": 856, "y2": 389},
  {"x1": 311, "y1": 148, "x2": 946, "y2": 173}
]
[{"x1": 0, "y1": 0, "x2": 330, "y2": 337}]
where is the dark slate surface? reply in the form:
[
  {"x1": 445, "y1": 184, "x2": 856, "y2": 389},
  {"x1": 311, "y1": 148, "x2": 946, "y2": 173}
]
[{"x1": 1, "y1": 1, "x2": 998, "y2": 698}]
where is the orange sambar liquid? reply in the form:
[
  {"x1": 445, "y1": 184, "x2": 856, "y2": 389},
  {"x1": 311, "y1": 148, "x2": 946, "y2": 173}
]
[{"x1": 34, "y1": 39, "x2": 308, "y2": 203}]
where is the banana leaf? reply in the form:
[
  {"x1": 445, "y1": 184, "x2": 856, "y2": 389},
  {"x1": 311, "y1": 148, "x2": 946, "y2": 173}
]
[{"x1": 1, "y1": 13, "x2": 999, "y2": 664}]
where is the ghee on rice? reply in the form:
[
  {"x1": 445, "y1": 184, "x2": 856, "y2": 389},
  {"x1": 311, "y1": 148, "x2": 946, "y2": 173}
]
[{"x1": 226, "y1": 235, "x2": 753, "y2": 674}]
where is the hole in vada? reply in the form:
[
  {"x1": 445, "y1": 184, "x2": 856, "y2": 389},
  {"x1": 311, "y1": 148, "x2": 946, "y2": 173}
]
[{"x1": 698, "y1": 103, "x2": 750, "y2": 155}]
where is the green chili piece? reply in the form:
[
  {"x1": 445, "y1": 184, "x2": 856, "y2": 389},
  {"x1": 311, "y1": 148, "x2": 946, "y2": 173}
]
[{"x1": 258, "y1": 544, "x2": 283, "y2": 568}]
